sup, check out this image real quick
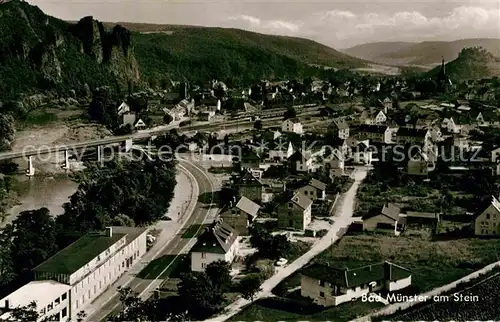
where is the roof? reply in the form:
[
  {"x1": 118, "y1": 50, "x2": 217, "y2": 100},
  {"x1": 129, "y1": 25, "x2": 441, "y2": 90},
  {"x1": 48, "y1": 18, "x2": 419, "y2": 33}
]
[
  {"x1": 381, "y1": 203, "x2": 401, "y2": 221},
  {"x1": 332, "y1": 119, "x2": 349, "y2": 130},
  {"x1": 191, "y1": 220, "x2": 239, "y2": 254},
  {"x1": 404, "y1": 212, "x2": 438, "y2": 219},
  {"x1": 289, "y1": 150, "x2": 312, "y2": 162},
  {"x1": 309, "y1": 178, "x2": 327, "y2": 191},
  {"x1": 352, "y1": 124, "x2": 388, "y2": 134},
  {"x1": 396, "y1": 127, "x2": 428, "y2": 138},
  {"x1": 0, "y1": 280, "x2": 71, "y2": 311},
  {"x1": 285, "y1": 118, "x2": 301, "y2": 124},
  {"x1": 290, "y1": 192, "x2": 313, "y2": 210},
  {"x1": 301, "y1": 262, "x2": 411, "y2": 289},
  {"x1": 236, "y1": 196, "x2": 260, "y2": 218},
  {"x1": 110, "y1": 226, "x2": 148, "y2": 245},
  {"x1": 33, "y1": 231, "x2": 126, "y2": 275}
]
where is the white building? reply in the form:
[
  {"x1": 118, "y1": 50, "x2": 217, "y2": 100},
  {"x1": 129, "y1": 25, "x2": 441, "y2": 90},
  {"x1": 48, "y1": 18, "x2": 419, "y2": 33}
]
[
  {"x1": 281, "y1": 118, "x2": 303, "y2": 134},
  {"x1": 374, "y1": 110, "x2": 387, "y2": 124},
  {"x1": 117, "y1": 101, "x2": 131, "y2": 116},
  {"x1": 191, "y1": 220, "x2": 240, "y2": 272},
  {"x1": 20, "y1": 226, "x2": 148, "y2": 321},
  {"x1": 301, "y1": 262, "x2": 412, "y2": 307},
  {"x1": 0, "y1": 281, "x2": 71, "y2": 321}
]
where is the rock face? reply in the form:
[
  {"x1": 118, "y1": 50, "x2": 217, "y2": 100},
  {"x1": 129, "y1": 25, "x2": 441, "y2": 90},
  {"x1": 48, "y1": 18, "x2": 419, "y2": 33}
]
[{"x1": 0, "y1": 0, "x2": 140, "y2": 100}]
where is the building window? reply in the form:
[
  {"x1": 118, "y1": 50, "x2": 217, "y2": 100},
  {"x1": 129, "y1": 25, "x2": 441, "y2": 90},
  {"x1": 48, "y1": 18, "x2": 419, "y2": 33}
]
[
  {"x1": 202, "y1": 263, "x2": 206, "y2": 269},
  {"x1": 319, "y1": 291, "x2": 325, "y2": 298},
  {"x1": 487, "y1": 214, "x2": 491, "y2": 219},
  {"x1": 288, "y1": 203, "x2": 293, "y2": 208},
  {"x1": 202, "y1": 253, "x2": 207, "y2": 259},
  {"x1": 47, "y1": 304, "x2": 53, "y2": 312},
  {"x1": 75, "y1": 300, "x2": 79, "y2": 309},
  {"x1": 319, "y1": 280, "x2": 325, "y2": 287},
  {"x1": 55, "y1": 297, "x2": 60, "y2": 306},
  {"x1": 61, "y1": 307, "x2": 67, "y2": 318},
  {"x1": 62, "y1": 293, "x2": 67, "y2": 301}
]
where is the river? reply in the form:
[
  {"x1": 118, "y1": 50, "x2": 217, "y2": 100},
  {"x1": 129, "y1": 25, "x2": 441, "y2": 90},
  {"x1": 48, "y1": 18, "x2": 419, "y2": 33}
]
[{"x1": 3, "y1": 175, "x2": 78, "y2": 227}]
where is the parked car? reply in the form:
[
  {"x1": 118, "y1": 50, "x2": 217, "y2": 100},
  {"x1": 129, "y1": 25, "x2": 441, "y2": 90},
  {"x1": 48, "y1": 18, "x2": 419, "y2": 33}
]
[{"x1": 275, "y1": 258, "x2": 288, "y2": 267}]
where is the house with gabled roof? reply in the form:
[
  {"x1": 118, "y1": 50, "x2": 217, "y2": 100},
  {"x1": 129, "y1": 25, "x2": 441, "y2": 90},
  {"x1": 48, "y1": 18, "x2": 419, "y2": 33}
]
[
  {"x1": 374, "y1": 110, "x2": 387, "y2": 124},
  {"x1": 278, "y1": 192, "x2": 313, "y2": 231},
  {"x1": 351, "y1": 124, "x2": 392, "y2": 144},
  {"x1": 117, "y1": 101, "x2": 130, "y2": 115},
  {"x1": 474, "y1": 196, "x2": 500, "y2": 237},
  {"x1": 362, "y1": 203, "x2": 405, "y2": 235},
  {"x1": 300, "y1": 261, "x2": 412, "y2": 307},
  {"x1": 234, "y1": 170, "x2": 263, "y2": 204},
  {"x1": 394, "y1": 127, "x2": 430, "y2": 146},
  {"x1": 442, "y1": 117, "x2": 460, "y2": 134},
  {"x1": 282, "y1": 118, "x2": 303, "y2": 134},
  {"x1": 191, "y1": 220, "x2": 239, "y2": 272},
  {"x1": 297, "y1": 178, "x2": 327, "y2": 200},
  {"x1": 219, "y1": 196, "x2": 260, "y2": 235},
  {"x1": 330, "y1": 119, "x2": 350, "y2": 139}
]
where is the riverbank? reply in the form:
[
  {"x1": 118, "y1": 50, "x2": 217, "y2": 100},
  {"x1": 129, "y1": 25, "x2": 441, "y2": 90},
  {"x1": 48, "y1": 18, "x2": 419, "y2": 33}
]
[{"x1": 1, "y1": 174, "x2": 78, "y2": 228}]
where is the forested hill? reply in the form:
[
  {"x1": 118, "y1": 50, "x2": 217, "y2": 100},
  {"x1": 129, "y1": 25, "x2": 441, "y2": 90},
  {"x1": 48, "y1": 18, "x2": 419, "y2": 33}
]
[
  {"x1": 427, "y1": 47, "x2": 500, "y2": 80},
  {"x1": 0, "y1": 0, "x2": 368, "y2": 103},
  {"x1": 0, "y1": 0, "x2": 139, "y2": 102},
  {"x1": 105, "y1": 22, "x2": 368, "y2": 86}
]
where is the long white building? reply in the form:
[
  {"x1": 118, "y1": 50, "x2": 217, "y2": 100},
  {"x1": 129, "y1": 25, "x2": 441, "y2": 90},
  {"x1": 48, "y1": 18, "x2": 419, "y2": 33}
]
[{"x1": 0, "y1": 226, "x2": 147, "y2": 321}]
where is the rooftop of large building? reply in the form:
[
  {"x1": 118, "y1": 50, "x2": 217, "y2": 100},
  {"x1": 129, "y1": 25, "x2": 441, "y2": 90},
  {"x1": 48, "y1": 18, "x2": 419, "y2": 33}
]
[{"x1": 33, "y1": 227, "x2": 146, "y2": 275}]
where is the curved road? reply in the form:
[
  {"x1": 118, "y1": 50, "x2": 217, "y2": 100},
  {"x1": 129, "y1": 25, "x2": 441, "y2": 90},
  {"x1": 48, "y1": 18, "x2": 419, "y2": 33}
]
[{"x1": 84, "y1": 158, "x2": 215, "y2": 321}]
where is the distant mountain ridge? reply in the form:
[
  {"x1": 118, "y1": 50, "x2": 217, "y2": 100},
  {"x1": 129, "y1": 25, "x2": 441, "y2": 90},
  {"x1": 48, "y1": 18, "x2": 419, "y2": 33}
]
[
  {"x1": 342, "y1": 39, "x2": 500, "y2": 68},
  {"x1": 0, "y1": 0, "x2": 370, "y2": 103},
  {"x1": 101, "y1": 21, "x2": 369, "y2": 85}
]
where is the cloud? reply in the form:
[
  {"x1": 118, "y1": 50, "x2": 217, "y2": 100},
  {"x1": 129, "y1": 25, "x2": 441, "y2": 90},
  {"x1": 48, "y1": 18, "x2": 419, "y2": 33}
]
[
  {"x1": 227, "y1": 15, "x2": 300, "y2": 33},
  {"x1": 302, "y1": 6, "x2": 500, "y2": 47}
]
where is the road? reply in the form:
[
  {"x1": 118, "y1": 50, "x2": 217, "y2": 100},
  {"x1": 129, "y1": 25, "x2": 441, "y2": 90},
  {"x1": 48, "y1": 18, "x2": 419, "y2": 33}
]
[
  {"x1": 207, "y1": 167, "x2": 368, "y2": 322},
  {"x1": 84, "y1": 158, "x2": 216, "y2": 321}
]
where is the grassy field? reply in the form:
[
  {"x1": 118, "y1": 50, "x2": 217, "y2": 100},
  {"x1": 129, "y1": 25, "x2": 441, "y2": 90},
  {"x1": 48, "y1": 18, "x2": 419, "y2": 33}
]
[
  {"x1": 229, "y1": 297, "x2": 383, "y2": 321},
  {"x1": 137, "y1": 254, "x2": 188, "y2": 279},
  {"x1": 314, "y1": 233, "x2": 500, "y2": 293},
  {"x1": 182, "y1": 224, "x2": 206, "y2": 239}
]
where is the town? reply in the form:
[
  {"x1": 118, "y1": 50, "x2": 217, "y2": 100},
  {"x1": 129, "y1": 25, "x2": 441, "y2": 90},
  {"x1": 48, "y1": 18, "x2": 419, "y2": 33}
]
[
  {"x1": 1, "y1": 49, "x2": 499, "y2": 321},
  {"x1": 0, "y1": 1, "x2": 500, "y2": 321}
]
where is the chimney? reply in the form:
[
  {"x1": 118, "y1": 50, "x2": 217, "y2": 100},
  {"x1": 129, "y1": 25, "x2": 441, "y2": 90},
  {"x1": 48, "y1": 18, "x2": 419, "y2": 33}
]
[
  {"x1": 105, "y1": 227, "x2": 113, "y2": 237},
  {"x1": 4, "y1": 300, "x2": 9, "y2": 309}
]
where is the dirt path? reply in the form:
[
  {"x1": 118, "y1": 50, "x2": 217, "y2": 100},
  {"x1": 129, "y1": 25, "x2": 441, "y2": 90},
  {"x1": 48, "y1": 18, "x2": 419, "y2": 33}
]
[{"x1": 207, "y1": 167, "x2": 369, "y2": 322}]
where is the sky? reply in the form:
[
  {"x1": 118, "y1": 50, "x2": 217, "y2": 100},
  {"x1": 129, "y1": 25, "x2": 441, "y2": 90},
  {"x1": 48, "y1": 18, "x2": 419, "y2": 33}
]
[{"x1": 27, "y1": 0, "x2": 500, "y2": 49}]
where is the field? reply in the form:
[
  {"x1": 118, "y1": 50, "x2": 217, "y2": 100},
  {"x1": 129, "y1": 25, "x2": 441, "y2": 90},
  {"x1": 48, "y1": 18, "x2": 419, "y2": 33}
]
[
  {"x1": 274, "y1": 233, "x2": 500, "y2": 295},
  {"x1": 389, "y1": 273, "x2": 500, "y2": 321},
  {"x1": 229, "y1": 297, "x2": 383, "y2": 322}
]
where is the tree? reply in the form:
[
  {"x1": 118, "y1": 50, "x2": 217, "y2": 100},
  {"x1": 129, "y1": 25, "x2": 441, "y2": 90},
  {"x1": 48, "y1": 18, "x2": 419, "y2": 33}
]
[
  {"x1": 178, "y1": 272, "x2": 225, "y2": 318},
  {"x1": 205, "y1": 260, "x2": 232, "y2": 293},
  {"x1": 127, "y1": 94, "x2": 148, "y2": 113},
  {"x1": 283, "y1": 107, "x2": 297, "y2": 120},
  {"x1": 108, "y1": 287, "x2": 188, "y2": 322},
  {"x1": 0, "y1": 301, "x2": 38, "y2": 322},
  {"x1": 88, "y1": 86, "x2": 120, "y2": 129},
  {"x1": 253, "y1": 119, "x2": 263, "y2": 131},
  {"x1": 239, "y1": 273, "x2": 262, "y2": 301},
  {"x1": 0, "y1": 227, "x2": 14, "y2": 288},
  {"x1": 163, "y1": 113, "x2": 173, "y2": 125},
  {"x1": 9, "y1": 208, "x2": 57, "y2": 275},
  {"x1": 0, "y1": 113, "x2": 15, "y2": 151}
]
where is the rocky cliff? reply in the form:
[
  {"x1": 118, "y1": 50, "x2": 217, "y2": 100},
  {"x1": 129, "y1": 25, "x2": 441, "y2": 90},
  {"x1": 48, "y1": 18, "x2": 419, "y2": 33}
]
[{"x1": 0, "y1": 0, "x2": 140, "y2": 102}]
